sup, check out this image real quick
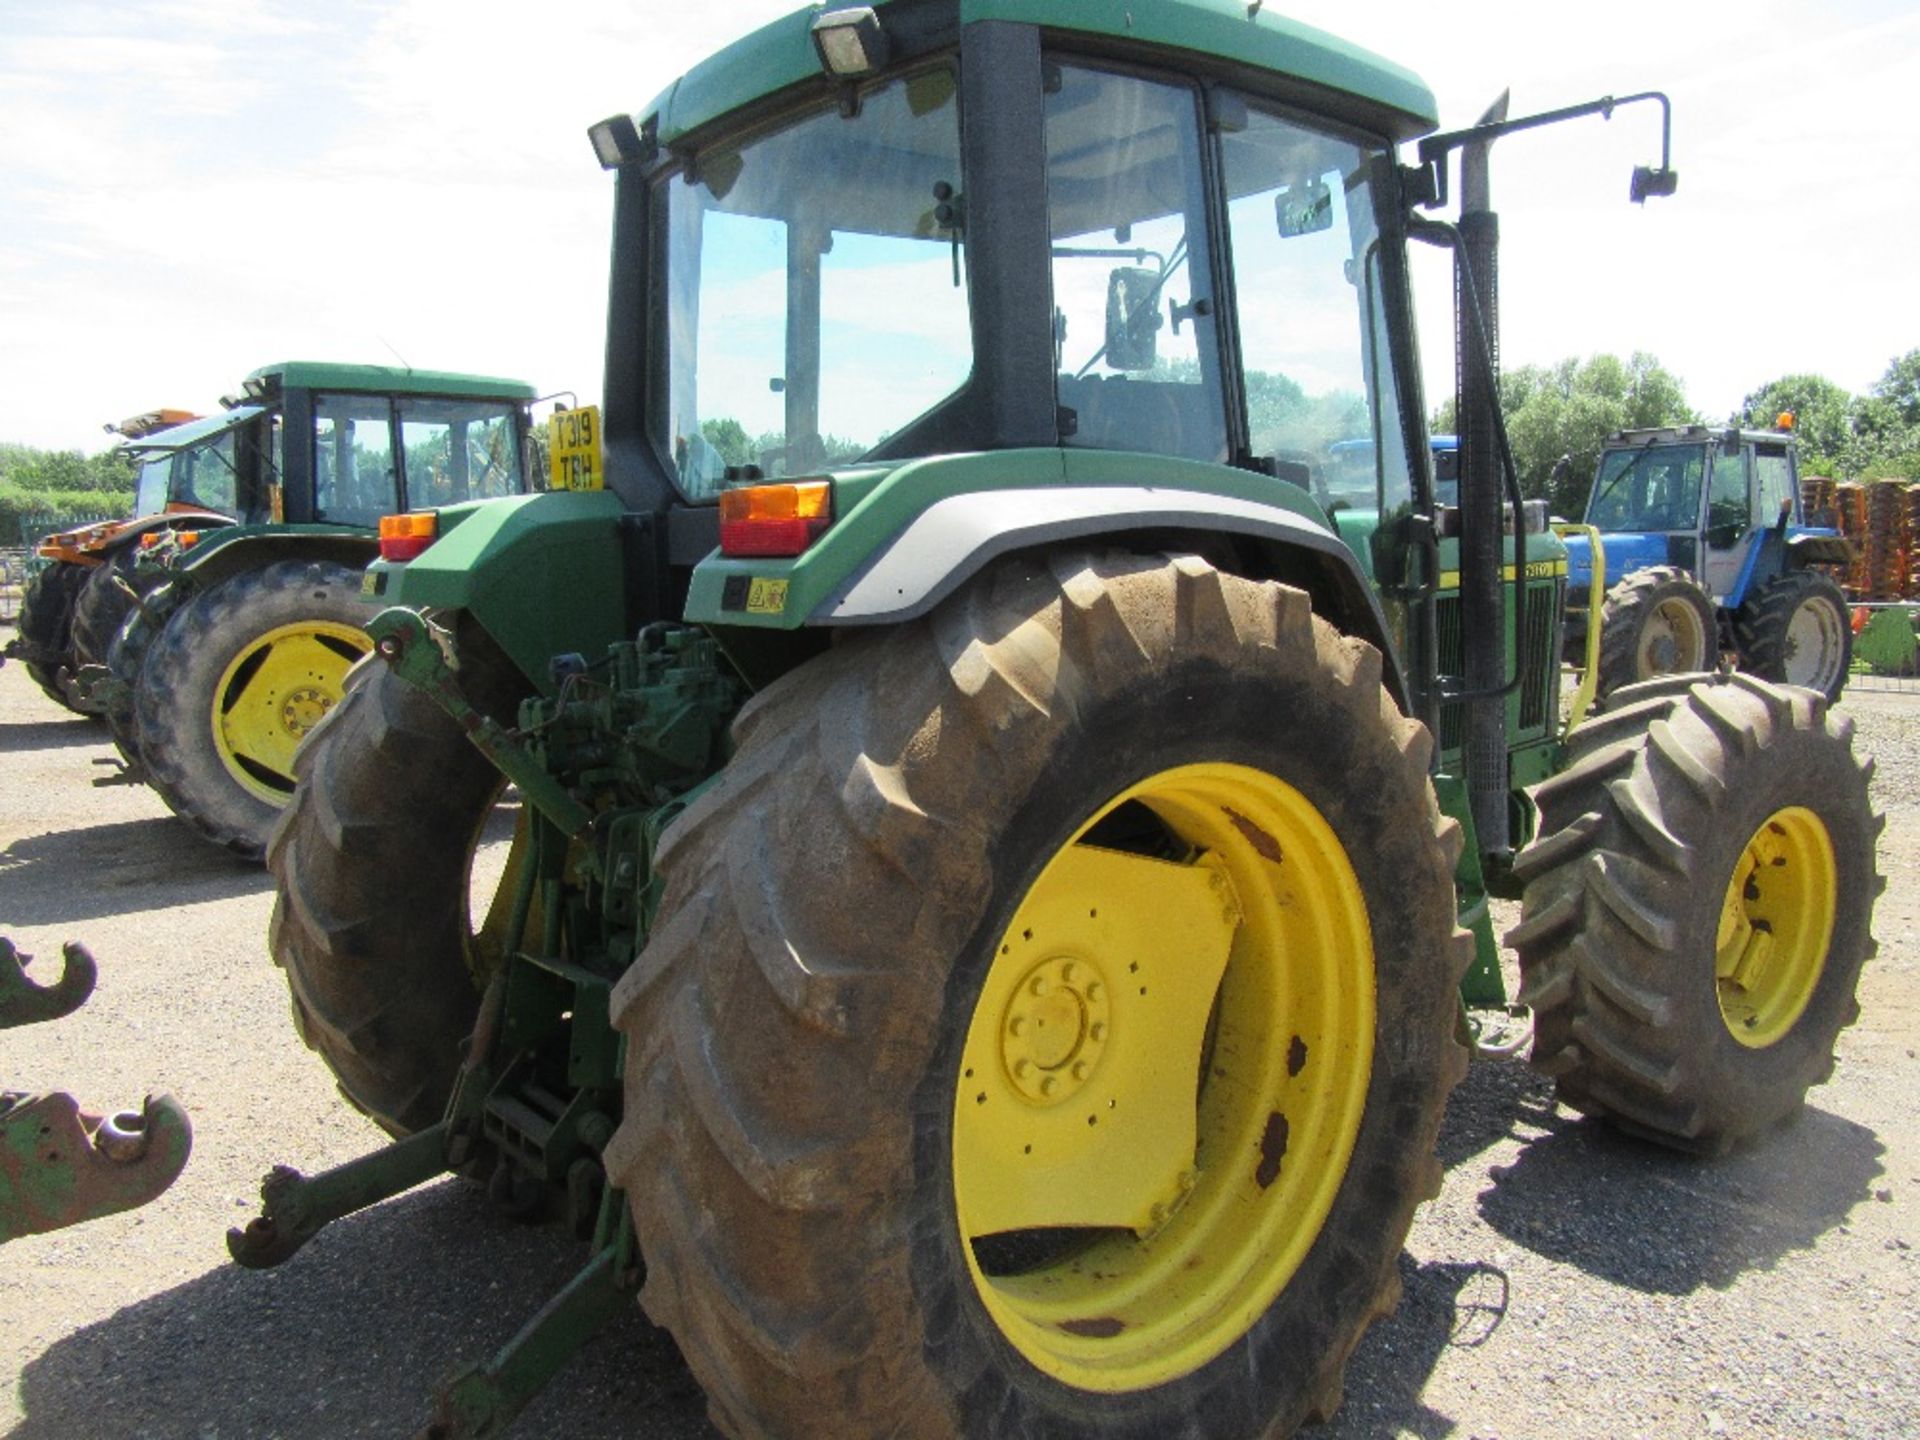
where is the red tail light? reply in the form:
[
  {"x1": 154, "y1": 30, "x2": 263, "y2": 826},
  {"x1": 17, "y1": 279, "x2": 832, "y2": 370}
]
[
  {"x1": 719, "y1": 481, "x2": 831, "y2": 557},
  {"x1": 379, "y1": 512, "x2": 438, "y2": 561}
]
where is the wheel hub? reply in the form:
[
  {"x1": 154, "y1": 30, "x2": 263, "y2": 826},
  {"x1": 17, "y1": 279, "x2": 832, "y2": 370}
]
[
  {"x1": 280, "y1": 686, "x2": 333, "y2": 738},
  {"x1": 1715, "y1": 806, "x2": 1836, "y2": 1047},
  {"x1": 1001, "y1": 956, "x2": 1111, "y2": 1104}
]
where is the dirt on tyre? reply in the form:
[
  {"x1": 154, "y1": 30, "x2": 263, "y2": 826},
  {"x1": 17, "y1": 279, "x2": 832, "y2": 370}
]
[
  {"x1": 1733, "y1": 568, "x2": 1852, "y2": 702},
  {"x1": 604, "y1": 552, "x2": 1472, "y2": 1440},
  {"x1": 267, "y1": 656, "x2": 529, "y2": 1136},
  {"x1": 137, "y1": 559, "x2": 373, "y2": 859},
  {"x1": 1594, "y1": 565, "x2": 1717, "y2": 702},
  {"x1": 1509, "y1": 671, "x2": 1880, "y2": 1153},
  {"x1": 14, "y1": 561, "x2": 96, "y2": 714}
]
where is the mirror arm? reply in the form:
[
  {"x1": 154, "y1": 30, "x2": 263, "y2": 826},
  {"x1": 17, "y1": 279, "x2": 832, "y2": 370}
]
[{"x1": 1406, "y1": 91, "x2": 1675, "y2": 211}]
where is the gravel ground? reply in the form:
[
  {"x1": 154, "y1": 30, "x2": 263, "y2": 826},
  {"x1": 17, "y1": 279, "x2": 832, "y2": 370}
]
[{"x1": 1, "y1": 651, "x2": 1915, "y2": 1439}]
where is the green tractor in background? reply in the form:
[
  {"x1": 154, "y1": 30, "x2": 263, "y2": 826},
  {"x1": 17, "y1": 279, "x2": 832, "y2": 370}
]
[
  {"x1": 234, "y1": 4, "x2": 1880, "y2": 1436},
  {"x1": 85, "y1": 361, "x2": 539, "y2": 860}
]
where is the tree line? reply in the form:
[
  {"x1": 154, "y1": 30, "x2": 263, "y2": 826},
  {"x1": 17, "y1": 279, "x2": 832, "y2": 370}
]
[
  {"x1": 0, "y1": 443, "x2": 136, "y2": 547},
  {"x1": 1440, "y1": 348, "x2": 1920, "y2": 518}
]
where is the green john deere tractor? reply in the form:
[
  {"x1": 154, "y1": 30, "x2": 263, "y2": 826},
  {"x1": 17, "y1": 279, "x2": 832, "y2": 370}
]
[
  {"x1": 238, "y1": 5, "x2": 1881, "y2": 1436},
  {"x1": 87, "y1": 361, "x2": 539, "y2": 860}
]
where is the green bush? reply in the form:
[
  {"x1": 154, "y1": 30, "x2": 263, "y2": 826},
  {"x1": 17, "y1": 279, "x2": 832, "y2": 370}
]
[{"x1": 0, "y1": 482, "x2": 130, "y2": 547}]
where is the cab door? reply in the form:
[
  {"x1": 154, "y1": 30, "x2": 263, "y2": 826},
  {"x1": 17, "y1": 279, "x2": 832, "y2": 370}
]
[{"x1": 1701, "y1": 440, "x2": 1752, "y2": 600}]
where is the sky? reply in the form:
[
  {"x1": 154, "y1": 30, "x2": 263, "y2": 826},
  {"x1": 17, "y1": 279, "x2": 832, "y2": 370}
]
[{"x1": 2, "y1": 0, "x2": 1915, "y2": 454}]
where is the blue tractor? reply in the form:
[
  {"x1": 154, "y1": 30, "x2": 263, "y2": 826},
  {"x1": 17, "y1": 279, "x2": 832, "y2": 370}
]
[{"x1": 1562, "y1": 423, "x2": 1854, "y2": 701}]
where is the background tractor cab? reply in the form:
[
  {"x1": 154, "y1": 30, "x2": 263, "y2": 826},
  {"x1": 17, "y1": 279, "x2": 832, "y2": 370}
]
[
  {"x1": 1562, "y1": 420, "x2": 1854, "y2": 699},
  {"x1": 83, "y1": 360, "x2": 541, "y2": 860}
]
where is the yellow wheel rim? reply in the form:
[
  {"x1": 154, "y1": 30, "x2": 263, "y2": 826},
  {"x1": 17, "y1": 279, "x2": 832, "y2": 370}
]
[
  {"x1": 952, "y1": 762, "x2": 1375, "y2": 1393},
  {"x1": 212, "y1": 620, "x2": 370, "y2": 803},
  {"x1": 1715, "y1": 806, "x2": 1837, "y2": 1048}
]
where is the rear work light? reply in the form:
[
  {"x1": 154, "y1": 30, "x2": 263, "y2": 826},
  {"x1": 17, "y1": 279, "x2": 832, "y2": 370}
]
[
  {"x1": 379, "y1": 512, "x2": 438, "y2": 562},
  {"x1": 719, "y1": 481, "x2": 831, "y2": 558}
]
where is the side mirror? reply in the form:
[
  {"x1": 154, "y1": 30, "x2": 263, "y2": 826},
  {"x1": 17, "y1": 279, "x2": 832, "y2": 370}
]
[
  {"x1": 1104, "y1": 267, "x2": 1162, "y2": 371},
  {"x1": 1275, "y1": 178, "x2": 1333, "y2": 237},
  {"x1": 1630, "y1": 166, "x2": 1678, "y2": 203}
]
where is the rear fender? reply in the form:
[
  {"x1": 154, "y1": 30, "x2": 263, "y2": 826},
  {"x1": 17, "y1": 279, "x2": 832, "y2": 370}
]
[
  {"x1": 371, "y1": 489, "x2": 629, "y2": 694},
  {"x1": 686, "y1": 452, "x2": 1405, "y2": 702},
  {"x1": 173, "y1": 526, "x2": 379, "y2": 590}
]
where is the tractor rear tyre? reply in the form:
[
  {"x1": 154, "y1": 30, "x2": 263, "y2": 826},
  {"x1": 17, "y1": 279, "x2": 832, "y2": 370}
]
[
  {"x1": 1733, "y1": 569, "x2": 1852, "y2": 702},
  {"x1": 15, "y1": 562, "x2": 94, "y2": 715},
  {"x1": 1509, "y1": 671, "x2": 1879, "y2": 1153},
  {"x1": 1594, "y1": 565, "x2": 1717, "y2": 701},
  {"x1": 267, "y1": 658, "x2": 527, "y2": 1135},
  {"x1": 101, "y1": 601, "x2": 166, "y2": 770},
  {"x1": 605, "y1": 553, "x2": 1471, "y2": 1439},
  {"x1": 136, "y1": 559, "x2": 373, "y2": 859},
  {"x1": 70, "y1": 546, "x2": 147, "y2": 670}
]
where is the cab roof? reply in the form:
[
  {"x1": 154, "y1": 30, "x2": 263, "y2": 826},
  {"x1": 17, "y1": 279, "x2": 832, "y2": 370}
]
[
  {"x1": 644, "y1": 0, "x2": 1437, "y2": 149},
  {"x1": 242, "y1": 361, "x2": 537, "y2": 402}
]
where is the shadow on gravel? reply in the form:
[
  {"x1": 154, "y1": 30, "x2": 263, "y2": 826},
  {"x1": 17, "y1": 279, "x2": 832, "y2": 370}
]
[
  {"x1": 15, "y1": 1180, "x2": 716, "y2": 1440},
  {"x1": 1321, "y1": 1254, "x2": 1509, "y2": 1439},
  {"x1": 0, "y1": 816, "x2": 271, "y2": 925},
  {"x1": 1476, "y1": 1099, "x2": 1883, "y2": 1294},
  {"x1": 0, "y1": 714, "x2": 110, "y2": 753},
  {"x1": 1434, "y1": 1052, "x2": 1561, "y2": 1171}
]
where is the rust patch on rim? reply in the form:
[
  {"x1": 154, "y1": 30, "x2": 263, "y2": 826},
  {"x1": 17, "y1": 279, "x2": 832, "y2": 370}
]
[
  {"x1": 1058, "y1": 1316, "x2": 1128, "y2": 1339},
  {"x1": 1222, "y1": 807, "x2": 1283, "y2": 864},
  {"x1": 1255, "y1": 1110, "x2": 1290, "y2": 1189}
]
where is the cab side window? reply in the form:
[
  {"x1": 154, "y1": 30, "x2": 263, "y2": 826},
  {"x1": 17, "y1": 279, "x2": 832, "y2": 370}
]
[
  {"x1": 1752, "y1": 443, "x2": 1795, "y2": 528},
  {"x1": 1706, "y1": 444, "x2": 1749, "y2": 541},
  {"x1": 1045, "y1": 65, "x2": 1227, "y2": 465},
  {"x1": 313, "y1": 395, "x2": 399, "y2": 527}
]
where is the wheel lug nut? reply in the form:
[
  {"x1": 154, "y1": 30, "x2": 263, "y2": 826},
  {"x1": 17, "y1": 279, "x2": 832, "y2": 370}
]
[
  {"x1": 1071, "y1": 1061, "x2": 1090, "y2": 1081},
  {"x1": 1029, "y1": 976, "x2": 1050, "y2": 997},
  {"x1": 1041, "y1": 1076, "x2": 1058, "y2": 1096}
]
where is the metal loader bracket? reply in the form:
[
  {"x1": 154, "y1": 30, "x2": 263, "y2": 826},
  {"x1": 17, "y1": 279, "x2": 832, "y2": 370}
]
[{"x1": 1, "y1": 937, "x2": 194, "y2": 1242}]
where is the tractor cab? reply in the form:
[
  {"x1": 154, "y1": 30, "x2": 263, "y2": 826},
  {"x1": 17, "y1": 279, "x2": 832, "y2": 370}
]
[
  {"x1": 1562, "y1": 421, "x2": 1854, "y2": 700},
  {"x1": 122, "y1": 406, "x2": 273, "y2": 529},
  {"x1": 1566, "y1": 423, "x2": 1840, "y2": 604}
]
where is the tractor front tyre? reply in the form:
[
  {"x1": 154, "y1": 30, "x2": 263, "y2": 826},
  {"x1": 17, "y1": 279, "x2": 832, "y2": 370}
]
[
  {"x1": 1733, "y1": 569, "x2": 1852, "y2": 702},
  {"x1": 605, "y1": 553, "x2": 1471, "y2": 1440},
  {"x1": 267, "y1": 660, "x2": 525, "y2": 1135},
  {"x1": 1509, "y1": 672, "x2": 1880, "y2": 1152},
  {"x1": 136, "y1": 560, "x2": 373, "y2": 859},
  {"x1": 15, "y1": 562, "x2": 94, "y2": 715},
  {"x1": 1594, "y1": 565, "x2": 1718, "y2": 701}
]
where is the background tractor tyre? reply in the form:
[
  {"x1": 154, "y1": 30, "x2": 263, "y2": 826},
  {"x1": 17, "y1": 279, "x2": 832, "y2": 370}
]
[
  {"x1": 102, "y1": 600, "x2": 167, "y2": 770},
  {"x1": 136, "y1": 559, "x2": 374, "y2": 860},
  {"x1": 267, "y1": 656, "x2": 527, "y2": 1136},
  {"x1": 1509, "y1": 671, "x2": 1880, "y2": 1154},
  {"x1": 1593, "y1": 566, "x2": 1718, "y2": 703},
  {"x1": 70, "y1": 546, "x2": 148, "y2": 670},
  {"x1": 605, "y1": 552, "x2": 1472, "y2": 1440},
  {"x1": 1733, "y1": 569, "x2": 1852, "y2": 702},
  {"x1": 15, "y1": 561, "x2": 94, "y2": 714}
]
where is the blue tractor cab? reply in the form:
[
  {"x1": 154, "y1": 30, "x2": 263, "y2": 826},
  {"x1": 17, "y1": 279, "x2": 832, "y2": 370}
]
[{"x1": 1563, "y1": 424, "x2": 1854, "y2": 700}]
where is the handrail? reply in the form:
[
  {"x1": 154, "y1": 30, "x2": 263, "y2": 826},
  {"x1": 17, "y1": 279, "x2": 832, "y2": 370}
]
[{"x1": 1554, "y1": 522, "x2": 1607, "y2": 736}]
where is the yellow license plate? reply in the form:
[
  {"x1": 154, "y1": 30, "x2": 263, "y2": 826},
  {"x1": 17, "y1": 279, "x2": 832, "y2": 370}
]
[{"x1": 550, "y1": 405, "x2": 604, "y2": 491}]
